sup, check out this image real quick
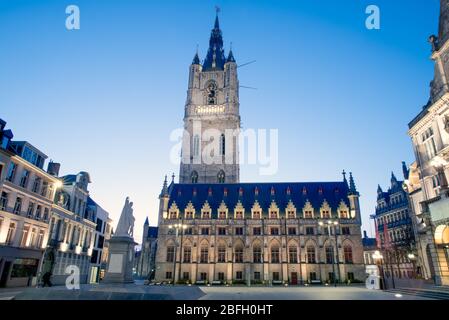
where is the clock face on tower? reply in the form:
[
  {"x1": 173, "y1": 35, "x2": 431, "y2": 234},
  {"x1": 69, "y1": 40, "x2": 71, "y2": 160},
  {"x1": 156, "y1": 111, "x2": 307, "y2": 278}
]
[{"x1": 206, "y1": 81, "x2": 217, "y2": 105}]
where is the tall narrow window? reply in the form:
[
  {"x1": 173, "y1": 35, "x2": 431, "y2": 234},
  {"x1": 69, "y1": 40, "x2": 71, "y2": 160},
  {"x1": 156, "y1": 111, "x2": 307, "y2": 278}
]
[
  {"x1": 26, "y1": 202, "x2": 35, "y2": 218},
  {"x1": 183, "y1": 247, "x2": 191, "y2": 263},
  {"x1": 325, "y1": 246, "x2": 334, "y2": 264},
  {"x1": 218, "y1": 245, "x2": 226, "y2": 263},
  {"x1": 0, "y1": 192, "x2": 8, "y2": 211},
  {"x1": 37, "y1": 230, "x2": 45, "y2": 248},
  {"x1": 13, "y1": 197, "x2": 22, "y2": 215},
  {"x1": 20, "y1": 226, "x2": 29, "y2": 247},
  {"x1": 166, "y1": 246, "x2": 175, "y2": 262},
  {"x1": 32, "y1": 177, "x2": 41, "y2": 193},
  {"x1": 6, "y1": 222, "x2": 16, "y2": 245},
  {"x1": 6, "y1": 162, "x2": 16, "y2": 182},
  {"x1": 271, "y1": 246, "x2": 280, "y2": 263},
  {"x1": 191, "y1": 171, "x2": 198, "y2": 184},
  {"x1": 193, "y1": 135, "x2": 200, "y2": 157},
  {"x1": 307, "y1": 246, "x2": 316, "y2": 263},
  {"x1": 253, "y1": 246, "x2": 262, "y2": 263},
  {"x1": 289, "y1": 246, "x2": 298, "y2": 263},
  {"x1": 235, "y1": 246, "x2": 244, "y2": 263},
  {"x1": 219, "y1": 134, "x2": 225, "y2": 156},
  {"x1": 344, "y1": 245, "x2": 353, "y2": 263},
  {"x1": 422, "y1": 127, "x2": 437, "y2": 160},
  {"x1": 20, "y1": 170, "x2": 30, "y2": 188},
  {"x1": 200, "y1": 246, "x2": 209, "y2": 263},
  {"x1": 217, "y1": 170, "x2": 225, "y2": 183}
]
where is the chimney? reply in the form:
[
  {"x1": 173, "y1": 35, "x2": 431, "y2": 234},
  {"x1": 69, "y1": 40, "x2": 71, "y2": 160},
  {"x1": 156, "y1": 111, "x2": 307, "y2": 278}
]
[{"x1": 47, "y1": 161, "x2": 61, "y2": 177}]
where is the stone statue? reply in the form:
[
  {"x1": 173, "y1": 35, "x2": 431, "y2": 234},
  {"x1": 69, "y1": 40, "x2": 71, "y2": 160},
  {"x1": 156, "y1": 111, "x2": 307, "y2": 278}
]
[{"x1": 115, "y1": 197, "x2": 135, "y2": 238}]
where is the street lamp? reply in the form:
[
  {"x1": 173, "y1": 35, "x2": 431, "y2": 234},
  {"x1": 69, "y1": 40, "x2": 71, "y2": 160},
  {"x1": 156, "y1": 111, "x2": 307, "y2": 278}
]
[
  {"x1": 372, "y1": 250, "x2": 386, "y2": 290},
  {"x1": 319, "y1": 220, "x2": 339, "y2": 287},
  {"x1": 168, "y1": 223, "x2": 188, "y2": 285},
  {"x1": 407, "y1": 253, "x2": 417, "y2": 278}
]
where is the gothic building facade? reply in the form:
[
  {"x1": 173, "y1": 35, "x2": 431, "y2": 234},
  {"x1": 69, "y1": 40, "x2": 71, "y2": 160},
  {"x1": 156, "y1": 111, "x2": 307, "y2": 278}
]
[
  {"x1": 371, "y1": 168, "x2": 418, "y2": 280},
  {"x1": 154, "y1": 14, "x2": 365, "y2": 285}
]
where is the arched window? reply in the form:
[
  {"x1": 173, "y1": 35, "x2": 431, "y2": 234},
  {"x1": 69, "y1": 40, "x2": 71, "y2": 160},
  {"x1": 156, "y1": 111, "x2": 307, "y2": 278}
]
[
  {"x1": 191, "y1": 171, "x2": 198, "y2": 184},
  {"x1": 217, "y1": 170, "x2": 225, "y2": 183},
  {"x1": 307, "y1": 246, "x2": 316, "y2": 263},
  {"x1": 217, "y1": 245, "x2": 226, "y2": 262},
  {"x1": 166, "y1": 246, "x2": 175, "y2": 262},
  {"x1": 235, "y1": 246, "x2": 244, "y2": 263},
  {"x1": 288, "y1": 246, "x2": 298, "y2": 263},
  {"x1": 344, "y1": 245, "x2": 353, "y2": 263},
  {"x1": 193, "y1": 135, "x2": 200, "y2": 157},
  {"x1": 200, "y1": 246, "x2": 209, "y2": 263},
  {"x1": 253, "y1": 246, "x2": 262, "y2": 263},
  {"x1": 271, "y1": 246, "x2": 280, "y2": 263},
  {"x1": 219, "y1": 134, "x2": 225, "y2": 156}
]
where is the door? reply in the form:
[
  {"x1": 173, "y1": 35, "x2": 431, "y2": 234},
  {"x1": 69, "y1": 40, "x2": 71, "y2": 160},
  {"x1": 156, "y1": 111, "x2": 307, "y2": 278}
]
[
  {"x1": 291, "y1": 272, "x2": 298, "y2": 285},
  {"x1": 0, "y1": 261, "x2": 12, "y2": 287}
]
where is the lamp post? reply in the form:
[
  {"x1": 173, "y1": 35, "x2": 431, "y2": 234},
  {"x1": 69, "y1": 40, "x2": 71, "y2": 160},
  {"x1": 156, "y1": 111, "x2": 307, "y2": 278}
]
[
  {"x1": 168, "y1": 223, "x2": 187, "y2": 285},
  {"x1": 319, "y1": 220, "x2": 339, "y2": 287},
  {"x1": 407, "y1": 253, "x2": 416, "y2": 278},
  {"x1": 372, "y1": 250, "x2": 385, "y2": 290}
]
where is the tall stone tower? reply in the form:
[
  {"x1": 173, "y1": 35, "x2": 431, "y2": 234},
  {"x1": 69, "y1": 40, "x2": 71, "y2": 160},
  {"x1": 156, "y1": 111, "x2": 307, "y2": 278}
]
[
  {"x1": 430, "y1": 0, "x2": 449, "y2": 103},
  {"x1": 179, "y1": 14, "x2": 240, "y2": 184}
]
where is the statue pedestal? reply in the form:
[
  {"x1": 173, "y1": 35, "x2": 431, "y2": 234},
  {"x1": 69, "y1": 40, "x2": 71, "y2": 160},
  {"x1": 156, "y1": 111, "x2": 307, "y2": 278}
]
[{"x1": 102, "y1": 236, "x2": 137, "y2": 284}]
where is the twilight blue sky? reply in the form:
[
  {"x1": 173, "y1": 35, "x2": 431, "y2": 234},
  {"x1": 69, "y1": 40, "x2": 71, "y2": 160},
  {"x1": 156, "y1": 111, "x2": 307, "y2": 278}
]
[{"x1": 0, "y1": 0, "x2": 440, "y2": 243}]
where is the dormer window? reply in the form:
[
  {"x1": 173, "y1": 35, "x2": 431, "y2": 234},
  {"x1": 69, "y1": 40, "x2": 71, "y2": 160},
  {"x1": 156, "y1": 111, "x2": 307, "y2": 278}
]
[
  {"x1": 202, "y1": 211, "x2": 210, "y2": 219},
  {"x1": 235, "y1": 211, "x2": 244, "y2": 219}
]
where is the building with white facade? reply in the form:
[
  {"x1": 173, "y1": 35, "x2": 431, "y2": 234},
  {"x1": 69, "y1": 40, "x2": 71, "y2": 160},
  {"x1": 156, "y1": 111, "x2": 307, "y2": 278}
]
[
  {"x1": 0, "y1": 120, "x2": 60, "y2": 287},
  {"x1": 407, "y1": 0, "x2": 449, "y2": 286}
]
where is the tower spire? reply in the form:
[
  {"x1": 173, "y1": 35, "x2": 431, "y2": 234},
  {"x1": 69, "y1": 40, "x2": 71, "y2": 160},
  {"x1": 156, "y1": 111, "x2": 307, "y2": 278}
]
[
  {"x1": 203, "y1": 10, "x2": 226, "y2": 71},
  {"x1": 160, "y1": 175, "x2": 168, "y2": 196},
  {"x1": 348, "y1": 172, "x2": 358, "y2": 195}
]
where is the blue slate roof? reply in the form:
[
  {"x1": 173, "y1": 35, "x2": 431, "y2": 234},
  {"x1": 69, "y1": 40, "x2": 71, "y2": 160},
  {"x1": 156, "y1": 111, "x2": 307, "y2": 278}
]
[
  {"x1": 362, "y1": 237, "x2": 377, "y2": 248},
  {"x1": 62, "y1": 174, "x2": 77, "y2": 184},
  {"x1": 167, "y1": 181, "x2": 351, "y2": 218},
  {"x1": 147, "y1": 226, "x2": 158, "y2": 238}
]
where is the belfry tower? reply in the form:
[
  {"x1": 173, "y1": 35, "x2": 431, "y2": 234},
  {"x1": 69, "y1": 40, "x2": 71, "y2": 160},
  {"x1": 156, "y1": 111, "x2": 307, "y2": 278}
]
[{"x1": 179, "y1": 13, "x2": 240, "y2": 184}]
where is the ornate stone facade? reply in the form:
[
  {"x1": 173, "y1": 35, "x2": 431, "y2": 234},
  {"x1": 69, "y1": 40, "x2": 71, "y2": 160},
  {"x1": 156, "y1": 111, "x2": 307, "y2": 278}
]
[
  {"x1": 155, "y1": 14, "x2": 365, "y2": 285},
  {"x1": 407, "y1": 0, "x2": 449, "y2": 286}
]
